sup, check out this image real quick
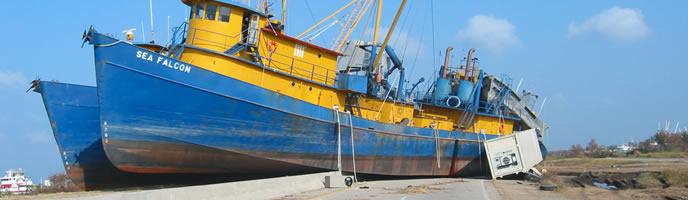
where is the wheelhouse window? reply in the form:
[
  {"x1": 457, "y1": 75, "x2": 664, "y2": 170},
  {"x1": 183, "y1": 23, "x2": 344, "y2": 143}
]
[
  {"x1": 206, "y1": 4, "x2": 217, "y2": 20},
  {"x1": 219, "y1": 7, "x2": 230, "y2": 22},
  {"x1": 195, "y1": 3, "x2": 204, "y2": 19}
]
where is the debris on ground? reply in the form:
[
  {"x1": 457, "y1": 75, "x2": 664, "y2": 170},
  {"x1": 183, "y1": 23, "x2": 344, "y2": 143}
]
[
  {"x1": 592, "y1": 181, "x2": 617, "y2": 190},
  {"x1": 537, "y1": 157, "x2": 688, "y2": 200},
  {"x1": 539, "y1": 184, "x2": 557, "y2": 191},
  {"x1": 399, "y1": 185, "x2": 432, "y2": 194},
  {"x1": 570, "y1": 171, "x2": 669, "y2": 189}
]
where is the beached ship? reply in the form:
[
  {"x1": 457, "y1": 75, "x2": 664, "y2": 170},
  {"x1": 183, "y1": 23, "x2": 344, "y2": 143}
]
[
  {"x1": 32, "y1": 80, "x2": 286, "y2": 190},
  {"x1": 83, "y1": 0, "x2": 546, "y2": 177}
]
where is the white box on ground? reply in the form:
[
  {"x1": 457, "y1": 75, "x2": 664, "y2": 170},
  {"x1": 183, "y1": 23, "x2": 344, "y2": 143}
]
[
  {"x1": 484, "y1": 129, "x2": 543, "y2": 179},
  {"x1": 324, "y1": 174, "x2": 351, "y2": 188}
]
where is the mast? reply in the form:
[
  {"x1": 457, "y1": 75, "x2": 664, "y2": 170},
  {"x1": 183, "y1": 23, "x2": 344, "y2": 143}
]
[
  {"x1": 149, "y1": 0, "x2": 156, "y2": 43},
  {"x1": 373, "y1": 0, "x2": 382, "y2": 44},
  {"x1": 281, "y1": 0, "x2": 287, "y2": 26},
  {"x1": 141, "y1": 21, "x2": 146, "y2": 42},
  {"x1": 372, "y1": 0, "x2": 407, "y2": 83},
  {"x1": 334, "y1": 0, "x2": 373, "y2": 52}
]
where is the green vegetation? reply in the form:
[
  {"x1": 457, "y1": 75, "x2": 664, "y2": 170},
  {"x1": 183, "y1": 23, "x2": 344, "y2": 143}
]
[{"x1": 636, "y1": 130, "x2": 688, "y2": 153}]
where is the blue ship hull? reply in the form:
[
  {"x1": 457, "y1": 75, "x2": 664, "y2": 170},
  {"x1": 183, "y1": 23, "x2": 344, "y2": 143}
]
[
  {"x1": 33, "y1": 80, "x2": 276, "y2": 190},
  {"x1": 90, "y1": 31, "x2": 497, "y2": 177},
  {"x1": 34, "y1": 80, "x2": 109, "y2": 189}
]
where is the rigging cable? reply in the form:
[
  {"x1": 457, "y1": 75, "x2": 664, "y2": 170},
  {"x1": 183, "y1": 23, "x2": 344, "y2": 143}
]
[
  {"x1": 343, "y1": 0, "x2": 374, "y2": 73},
  {"x1": 374, "y1": 72, "x2": 399, "y2": 120},
  {"x1": 303, "y1": 0, "x2": 330, "y2": 45},
  {"x1": 391, "y1": 0, "x2": 413, "y2": 49},
  {"x1": 385, "y1": 0, "x2": 413, "y2": 108},
  {"x1": 406, "y1": 3, "x2": 430, "y2": 98},
  {"x1": 430, "y1": 0, "x2": 437, "y2": 85}
]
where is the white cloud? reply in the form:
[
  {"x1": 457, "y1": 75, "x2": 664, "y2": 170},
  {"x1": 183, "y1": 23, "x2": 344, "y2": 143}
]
[
  {"x1": 0, "y1": 71, "x2": 28, "y2": 89},
  {"x1": 457, "y1": 15, "x2": 520, "y2": 51},
  {"x1": 375, "y1": 26, "x2": 425, "y2": 58},
  {"x1": 568, "y1": 6, "x2": 650, "y2": 41}
]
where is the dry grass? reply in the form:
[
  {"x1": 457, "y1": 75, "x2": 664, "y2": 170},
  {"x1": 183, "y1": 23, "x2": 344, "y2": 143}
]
[
  {"x1": 637, "y1": 152, "x2": 688, "y2": 158},
  {"x1": 541, "y1": 157, "x2": 643, "y2": 169},
  {"x1": 663, "y1": 168, "x2": 688, "y2": 187},
  {"x1": 635, "y1": 172, "x2": 664, "y2": 188}
]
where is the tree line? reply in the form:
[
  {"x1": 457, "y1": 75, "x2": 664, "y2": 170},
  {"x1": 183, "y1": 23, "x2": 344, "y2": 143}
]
[{"x1": 555, "y1": 130, "x2": 688, "y2": 158}]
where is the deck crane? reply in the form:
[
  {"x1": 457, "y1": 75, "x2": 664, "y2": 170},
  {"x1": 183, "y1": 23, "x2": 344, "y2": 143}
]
[{"x1": 294, "y1": 0, "x2": 374, "y2": 52}]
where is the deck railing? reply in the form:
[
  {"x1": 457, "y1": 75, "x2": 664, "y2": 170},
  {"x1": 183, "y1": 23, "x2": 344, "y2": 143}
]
[
  {"x1": 186, "y1": 27, "x2": 244, "y2": 50},
  {"x1": 184, "y1": 27, "x2": 337, "y2": 86},
  {"x1": 260, "y1": 51, "x2": 337, "y2": 86}
]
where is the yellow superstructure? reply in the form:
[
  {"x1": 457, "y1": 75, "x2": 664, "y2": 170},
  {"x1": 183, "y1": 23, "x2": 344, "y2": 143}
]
[{"x1": 176, "y1": 0, "x2": 515, "y2": 136}]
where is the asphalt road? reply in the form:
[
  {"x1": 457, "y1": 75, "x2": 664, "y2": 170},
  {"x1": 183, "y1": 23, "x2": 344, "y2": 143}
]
[{"x1": 278, "y1": 178, "x2": 568, "y2": 200}]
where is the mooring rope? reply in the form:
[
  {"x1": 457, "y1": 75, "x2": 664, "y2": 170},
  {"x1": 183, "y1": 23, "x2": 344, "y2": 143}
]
[
  {"x1": 333, "y1": 106, "x2": 342, "y2": 173},
  {"x1": 432, "y1": 123, "x2": 441, "y2": 168},
  {"x1": 347, "y1": 111, "x2": 358, "y2": 182}
]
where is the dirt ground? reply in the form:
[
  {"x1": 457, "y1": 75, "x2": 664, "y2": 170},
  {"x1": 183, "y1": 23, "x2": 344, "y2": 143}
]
[
  {"x1": 2, "y1": 157, "x2": 686, "y2": 200},
  {"x1": 538, "y1": 157, "x2": 688, "y2": 200}
]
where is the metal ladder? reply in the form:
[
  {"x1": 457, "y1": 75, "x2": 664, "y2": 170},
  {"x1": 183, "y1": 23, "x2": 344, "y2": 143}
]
[
  {"x1": 344, "y1": 94, "x2": 362, "y2": 117},
  {"x1": 224, "y1": 43, "x2": 264, "y2": 66}
]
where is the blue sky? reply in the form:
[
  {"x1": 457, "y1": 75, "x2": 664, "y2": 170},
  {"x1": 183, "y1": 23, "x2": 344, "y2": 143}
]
[{"x1": 1, "y1": 0, "x2": 687, "y2": 179}]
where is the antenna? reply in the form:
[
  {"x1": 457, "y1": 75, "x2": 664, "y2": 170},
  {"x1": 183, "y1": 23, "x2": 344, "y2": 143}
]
[
  {"x1": 281, "y1": 0, "x2": 287, "y2": 26},
  {"x1": 141, "y1": 21, "x2": 146, "y2": 42},
  {"x1": 149, "y1": 0, "x2": 156, "y2": 43},
  {"x1": 167, "y1": 16, "x2": 171, "y2": 44},
  {"x1": 515, "y1": 78, "x2": 523, "y2": 93},
  {"x1": 538, "y1": 97, "x2": 547, "y2": 116}
]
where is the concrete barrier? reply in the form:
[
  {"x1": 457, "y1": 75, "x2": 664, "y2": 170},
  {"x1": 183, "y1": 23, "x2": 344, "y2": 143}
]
[{"x1": 64, "y1": 172, "x2": 337, "y2": 200}]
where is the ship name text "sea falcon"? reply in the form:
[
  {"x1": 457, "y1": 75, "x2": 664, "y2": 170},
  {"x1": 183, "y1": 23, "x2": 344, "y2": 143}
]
[{"x1": 135, "y1": 50, "x2": 191, "y2": 73}]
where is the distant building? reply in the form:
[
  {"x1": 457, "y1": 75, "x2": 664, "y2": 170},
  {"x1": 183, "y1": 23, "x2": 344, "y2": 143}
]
[
  {"x1": 43, "y1": 180, "x2": 52, "y2": 187},
  {"x1": 613, "y1": 143, "x2": 636, "y2": 153}
]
